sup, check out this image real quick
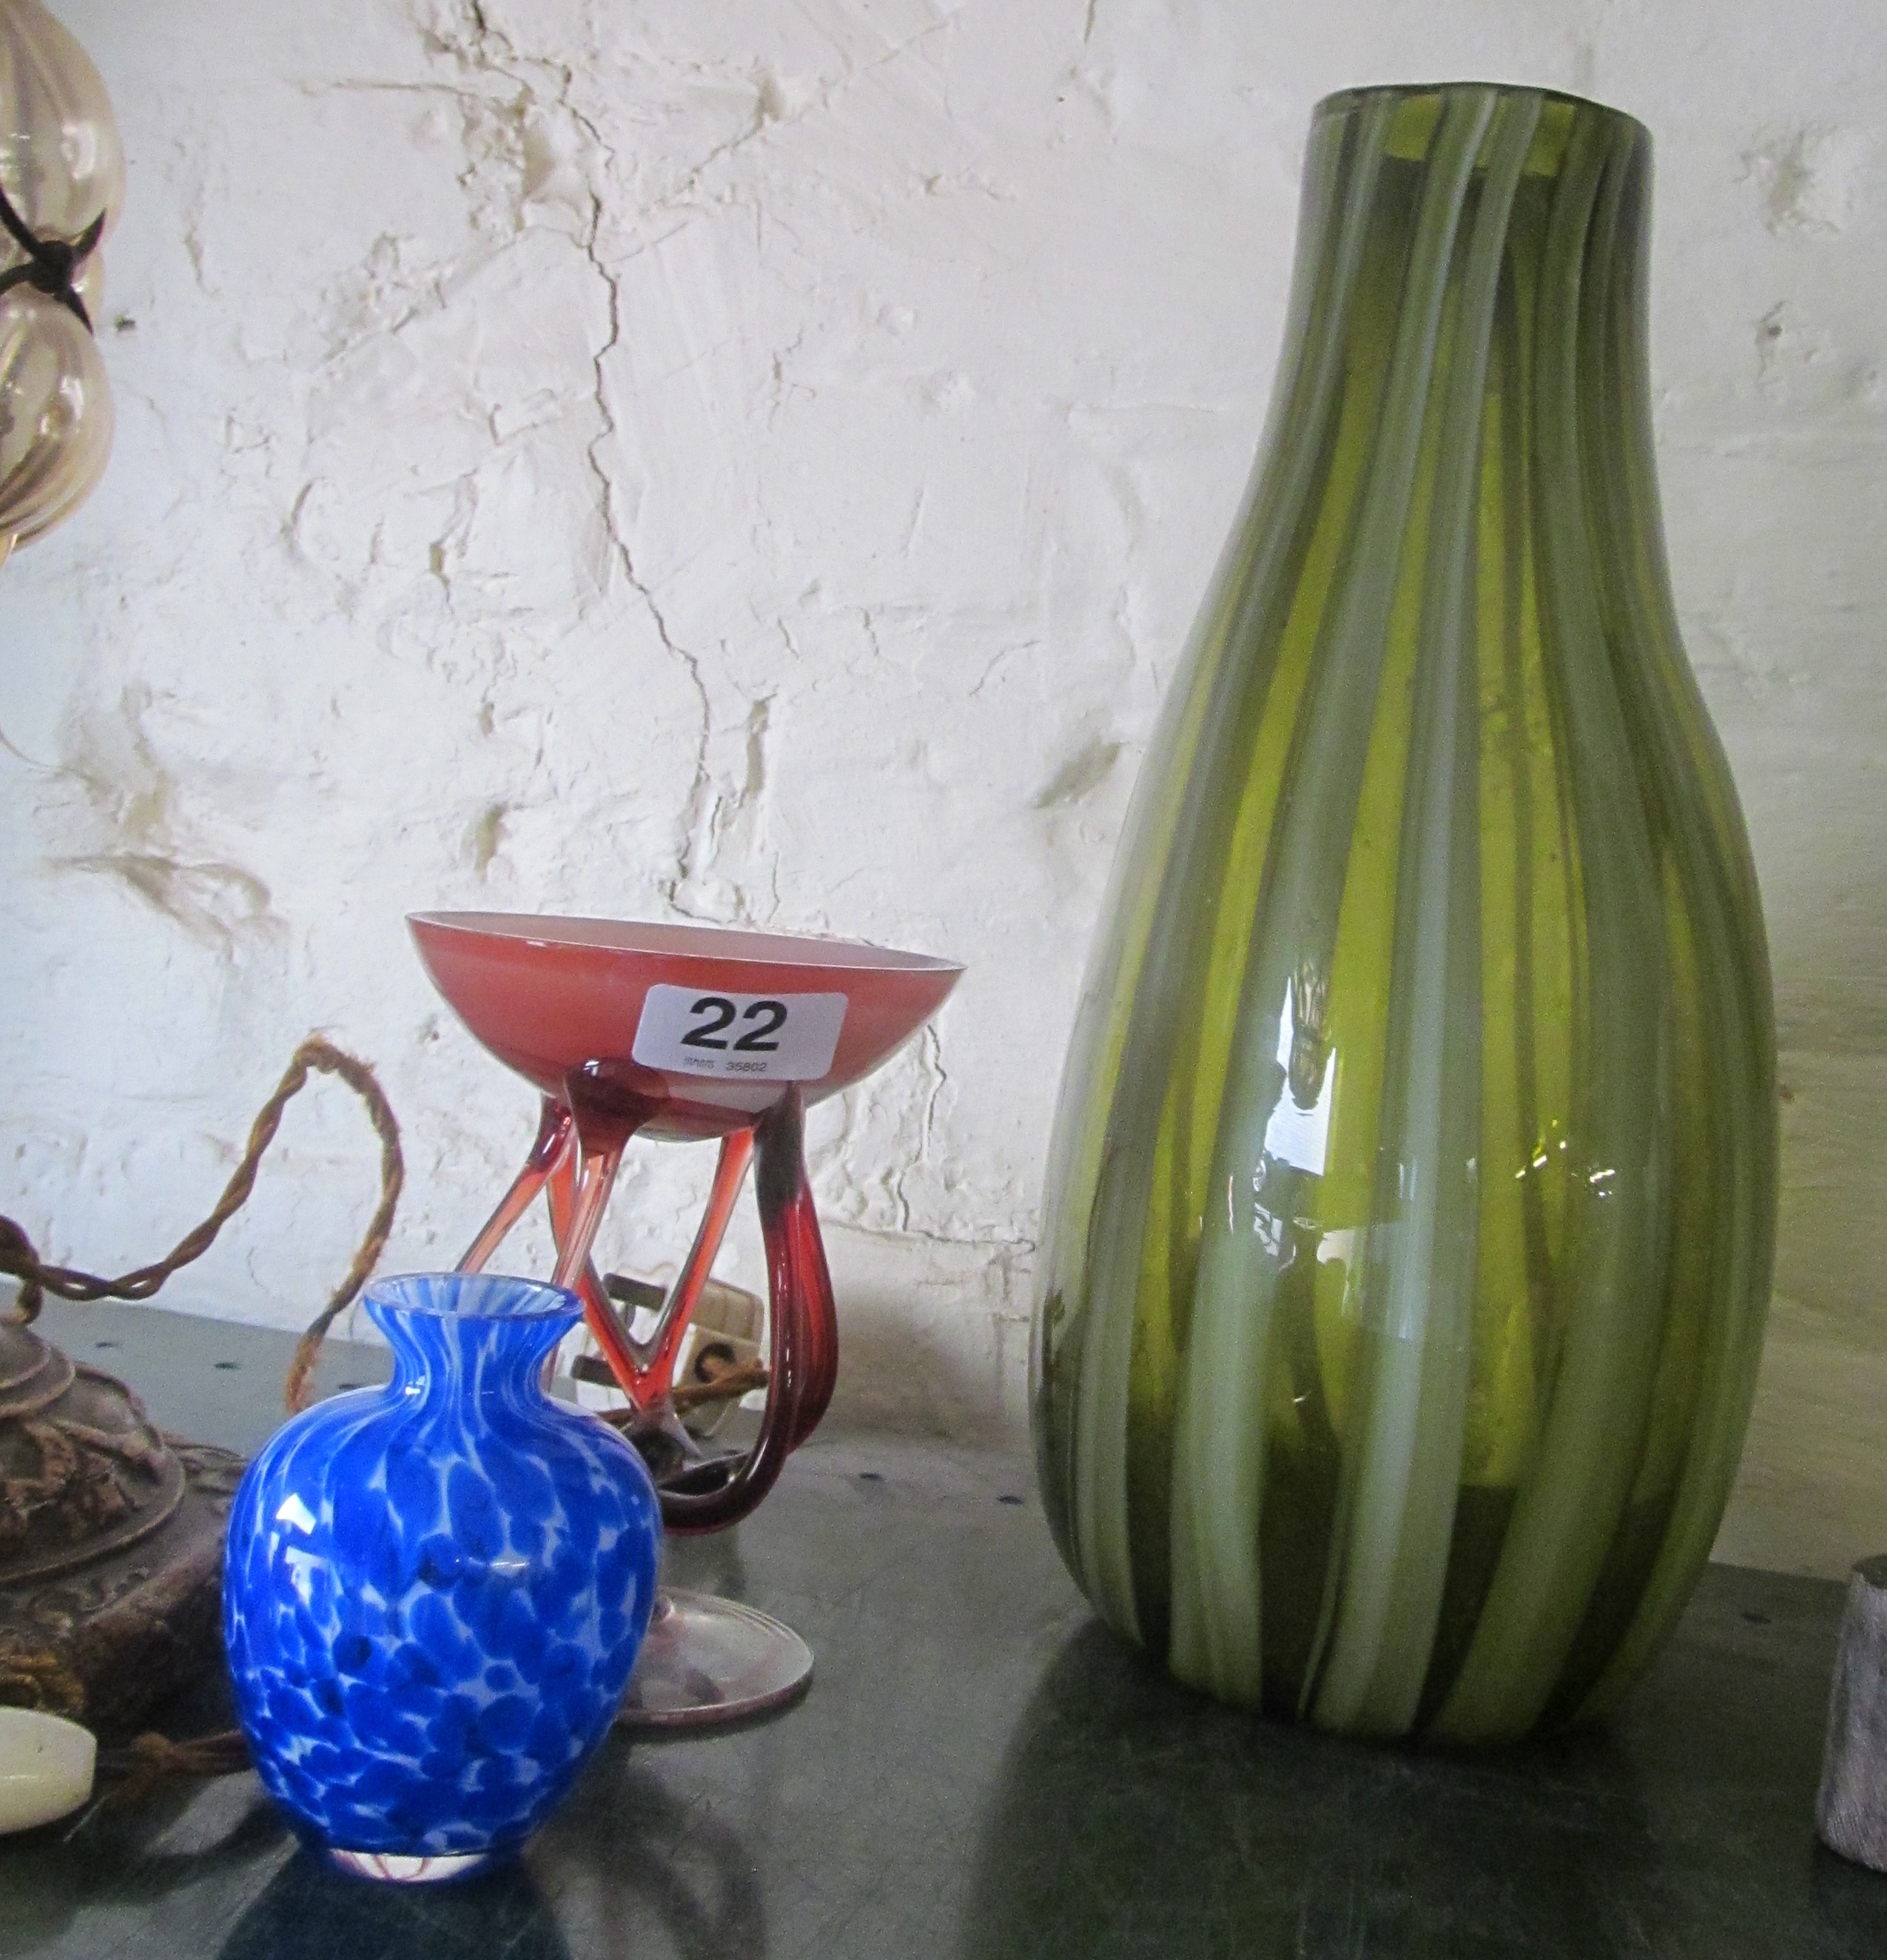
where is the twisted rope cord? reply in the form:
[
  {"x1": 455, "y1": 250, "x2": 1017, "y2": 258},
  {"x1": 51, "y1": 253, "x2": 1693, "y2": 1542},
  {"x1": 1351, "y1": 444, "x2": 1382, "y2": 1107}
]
[
  {"x1": 0, "y1": 1036, "x2": 403, "y2": 1412},
  {"x1": 95, "y1": 1728, "x2": 252, "y2": 1792}
]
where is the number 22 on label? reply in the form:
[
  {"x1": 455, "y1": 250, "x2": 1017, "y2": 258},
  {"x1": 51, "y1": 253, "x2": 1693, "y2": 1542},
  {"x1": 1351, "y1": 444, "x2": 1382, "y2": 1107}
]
[
  {"x1": 679, "y1": 996, "x2": 787, "y2": 1053},
  {"x1": 630, "y1": 984, "x2": 848, "y2": 1082}
]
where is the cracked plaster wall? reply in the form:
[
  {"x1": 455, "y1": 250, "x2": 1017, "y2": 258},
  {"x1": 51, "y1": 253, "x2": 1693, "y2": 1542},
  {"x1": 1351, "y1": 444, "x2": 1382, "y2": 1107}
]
[{"x1": 2, "y1": 1, "x2": 1886, "y2": 1567}]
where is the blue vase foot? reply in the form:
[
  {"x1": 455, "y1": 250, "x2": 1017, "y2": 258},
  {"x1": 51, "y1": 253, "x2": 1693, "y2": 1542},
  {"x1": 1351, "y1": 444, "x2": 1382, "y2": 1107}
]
[{"x1": 327, "y1": 1849, "x2": 500, "y2": 1885}]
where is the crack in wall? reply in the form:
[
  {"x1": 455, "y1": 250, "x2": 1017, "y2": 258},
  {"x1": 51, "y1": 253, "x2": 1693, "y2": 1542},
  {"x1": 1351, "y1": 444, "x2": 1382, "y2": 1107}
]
[
  {"x1": 397, "y1": 2, "x2": 969, "y2": 935},
  {"x1": 835, "y1": 1218, "x2": 1037, "y2": 1254},
  {"x1": 415, "y1": 0, "x2": 722, "y2": 909},
  {"x1": 766, "y1": 325, "x2": 810, "y2": 432},
  {"x1": 667, "y1": 690, "x2": 781, "y2": 923},
  {"x1": 895, "y1": 1022, "x2": 950, "y2": 1233}
]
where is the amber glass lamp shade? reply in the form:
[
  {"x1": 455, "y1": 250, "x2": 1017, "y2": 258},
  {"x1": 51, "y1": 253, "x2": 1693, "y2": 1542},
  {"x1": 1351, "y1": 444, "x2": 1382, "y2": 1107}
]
[{"x1": 0, "y1": 0, "x2": 123, "y2": 560}]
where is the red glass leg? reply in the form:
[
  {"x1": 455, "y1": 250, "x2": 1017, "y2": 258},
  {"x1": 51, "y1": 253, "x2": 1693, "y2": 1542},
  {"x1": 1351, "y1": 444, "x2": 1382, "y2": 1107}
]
[
  {"x1": 659, "y1": 1087, "x2": 837, "y2": 1534},
  {"x1": 551, "y1": 1064, "x2": 662, "y2": 1393},
  {"x1": 772, "y1": 1141, "x2": 838, "y2": 1449},
  {"x1": 544, "y1": 1141, "x2": 627, "y2": 1359},
  {"x1": 542, "y1": 1121, "x2": 757, "y2": 1412},
  {"x1": 457, "y1": 1097, "x2": 572, "y2": 1273}
]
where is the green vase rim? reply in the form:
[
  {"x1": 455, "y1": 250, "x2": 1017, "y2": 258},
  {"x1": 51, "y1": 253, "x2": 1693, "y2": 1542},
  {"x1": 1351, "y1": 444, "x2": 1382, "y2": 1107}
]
[{"x1": 1314, "y1": 80, "x2": 1649, "y2": 147}]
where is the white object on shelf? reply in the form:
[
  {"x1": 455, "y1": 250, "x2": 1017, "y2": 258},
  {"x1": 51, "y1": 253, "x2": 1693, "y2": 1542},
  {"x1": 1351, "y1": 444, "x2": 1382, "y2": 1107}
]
[
  {"x1": 1817, "y1": 1554, "x2": 1887, "y2": 1870},
  {"x1": 675, "y1": 1277, "x2": 766, "y2": 1437},
  {"x1": 0, "y1": 1707, "x2": 96, "y2": 1833}
]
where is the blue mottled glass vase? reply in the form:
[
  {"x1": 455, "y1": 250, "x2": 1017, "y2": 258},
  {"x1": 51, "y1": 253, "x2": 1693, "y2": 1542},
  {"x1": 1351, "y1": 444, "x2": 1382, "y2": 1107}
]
[{"x1": 223, "y1": 1272, "x2": 661, "y2": 1883}]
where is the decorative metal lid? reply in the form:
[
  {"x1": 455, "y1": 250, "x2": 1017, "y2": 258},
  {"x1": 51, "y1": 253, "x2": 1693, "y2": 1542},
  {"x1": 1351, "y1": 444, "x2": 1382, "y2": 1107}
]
[{"x1": 0, "y1": 1320, "x2": 184, "y2": 1587}]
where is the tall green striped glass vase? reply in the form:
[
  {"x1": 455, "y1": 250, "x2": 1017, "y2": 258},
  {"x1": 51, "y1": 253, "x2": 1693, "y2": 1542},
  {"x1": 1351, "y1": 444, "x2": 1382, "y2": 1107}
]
[{"x1": 1031, "y1": 82, "x2": 1777, "y2": 1744}]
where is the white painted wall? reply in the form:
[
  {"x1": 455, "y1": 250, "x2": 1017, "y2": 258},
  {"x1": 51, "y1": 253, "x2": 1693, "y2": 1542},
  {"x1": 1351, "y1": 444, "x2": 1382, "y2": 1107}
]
[{"x1": 3, "y1": 1, "x2": 1884, "y2": 1562}]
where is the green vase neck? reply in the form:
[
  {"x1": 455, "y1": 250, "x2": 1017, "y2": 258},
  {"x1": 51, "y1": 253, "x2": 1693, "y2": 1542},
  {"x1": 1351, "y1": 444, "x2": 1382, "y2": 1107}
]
[{"x1": 1259, "y1": 81, "x2": 1665, "y2": 702}]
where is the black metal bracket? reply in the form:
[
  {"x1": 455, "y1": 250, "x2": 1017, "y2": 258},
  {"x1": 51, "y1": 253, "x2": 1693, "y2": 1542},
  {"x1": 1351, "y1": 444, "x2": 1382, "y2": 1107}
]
[{"x1": 0, "y1": 176, "x2": 104, "y2": 331}]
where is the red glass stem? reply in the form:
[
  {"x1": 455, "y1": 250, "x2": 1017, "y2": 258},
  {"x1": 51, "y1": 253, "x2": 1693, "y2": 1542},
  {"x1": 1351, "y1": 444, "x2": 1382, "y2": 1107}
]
[
  {"x1": 550, "y1": 1064, "x2": 665, "y2": 1394},
  {"x1": 460, "y1": 1094, "x2": 756, "y2": 1410},
  {"x1": 456, "y1": 1094, "x2": 633, "y2": 1387},
  {"x1": 545, "y1": 1126, "x2": 755, "y2": 1417},
  {"x1": 659, "y1": 1087, "x2": 838, "y2": 1533},
  {"x1": 767, "y1": 1120, "x2": 838, "y2": 1451},
  {"x1": 457, "y1": 1098, "x2": 571, "y2": 1273},
  {"x1": 542, "y1": 1141, "x2": 619, "y2": 1340}
]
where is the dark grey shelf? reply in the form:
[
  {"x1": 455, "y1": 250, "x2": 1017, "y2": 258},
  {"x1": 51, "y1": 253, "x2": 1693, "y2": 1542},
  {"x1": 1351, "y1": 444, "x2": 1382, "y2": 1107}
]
[{"x1": 3, "y1": 1298, "x2": 1883, "y2": 1958}]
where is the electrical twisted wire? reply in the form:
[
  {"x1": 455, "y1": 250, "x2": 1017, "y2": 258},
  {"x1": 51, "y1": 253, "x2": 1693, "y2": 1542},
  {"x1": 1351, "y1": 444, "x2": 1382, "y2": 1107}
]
[{"x1": 0, "y1": 1036, "x2": 403, "y2": 1412}]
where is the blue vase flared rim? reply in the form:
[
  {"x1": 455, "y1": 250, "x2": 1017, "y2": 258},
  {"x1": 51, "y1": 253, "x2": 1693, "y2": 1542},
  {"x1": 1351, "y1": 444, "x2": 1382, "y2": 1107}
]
[
  {"x1": 1314, "y1": 79, "x2": 1650, "y2": 144},
  {"x1": 361, "y1": 1272, "x2": 582, "y2": 1322}
]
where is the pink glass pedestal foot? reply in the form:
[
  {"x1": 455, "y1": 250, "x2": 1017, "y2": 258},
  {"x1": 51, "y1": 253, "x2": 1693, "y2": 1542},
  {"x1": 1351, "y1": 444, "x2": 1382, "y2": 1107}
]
[{"x1": 618, "y1": 1591, "x2": 814, "y2": 1730}]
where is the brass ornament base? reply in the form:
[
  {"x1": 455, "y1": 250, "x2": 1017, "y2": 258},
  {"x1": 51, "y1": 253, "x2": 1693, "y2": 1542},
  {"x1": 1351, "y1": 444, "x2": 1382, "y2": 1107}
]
[{"x1": 0, "y1": 1318, "x2": 242, "y2": 1736}]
